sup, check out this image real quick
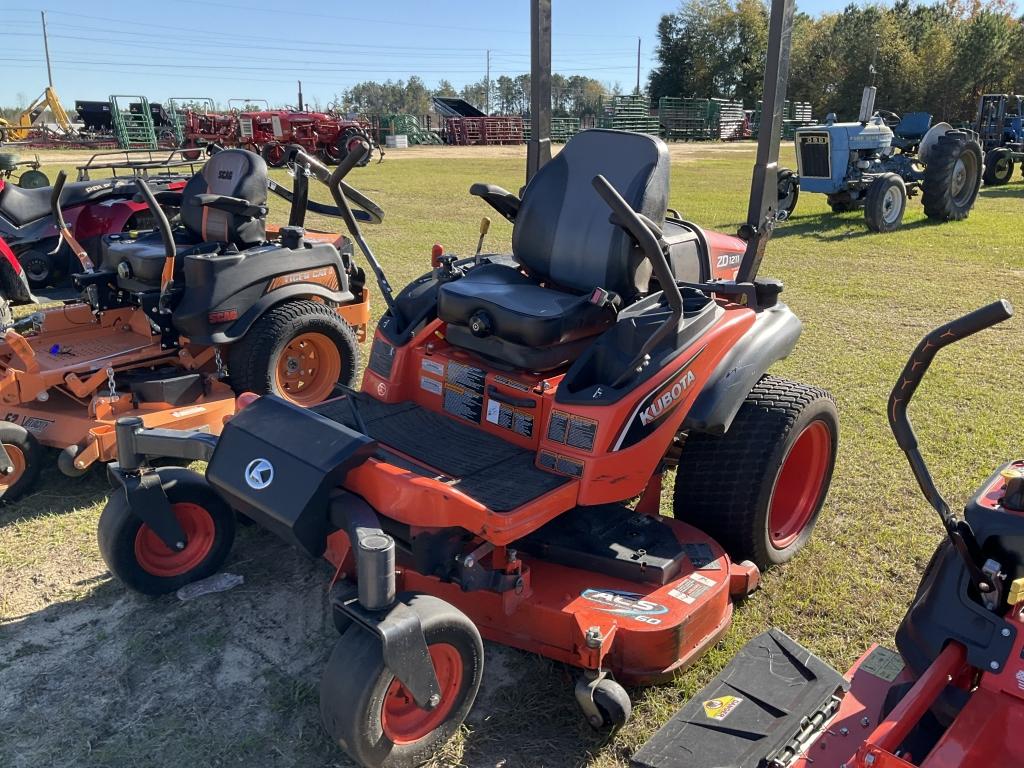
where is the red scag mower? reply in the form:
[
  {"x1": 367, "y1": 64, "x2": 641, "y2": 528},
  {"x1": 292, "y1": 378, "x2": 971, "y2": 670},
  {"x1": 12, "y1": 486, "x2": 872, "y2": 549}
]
[
  {"x1": 632, "y1": 299, "x2": 1023, "y2": 768},
  {"x1": 95, "y1": 3, "x2": 838, "y2": 763}
]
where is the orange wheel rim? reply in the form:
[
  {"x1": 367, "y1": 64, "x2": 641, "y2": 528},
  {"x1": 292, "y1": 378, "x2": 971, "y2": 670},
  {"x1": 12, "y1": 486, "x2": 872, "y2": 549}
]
[
  {"x1": 381, "y1": 643, "x2": 463, "y2": 745},
  {"x1": 134, "y1": 502, "x2": 215, "y2": 577},
  {"x1": 274, "y1": 332, "x2": 341, "y2": 406},
  {"x1": 0, "y1": 445, "x2": 26, "y2": 490},
  {"x1": 768, "y1": 420, "x2": 832, "y2": 549}
]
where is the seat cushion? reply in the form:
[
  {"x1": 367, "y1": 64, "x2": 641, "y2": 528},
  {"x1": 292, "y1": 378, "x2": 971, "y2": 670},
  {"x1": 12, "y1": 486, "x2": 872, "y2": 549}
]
[{"x1": 438, "y1": 263, "x2": 613, "y2": 348}]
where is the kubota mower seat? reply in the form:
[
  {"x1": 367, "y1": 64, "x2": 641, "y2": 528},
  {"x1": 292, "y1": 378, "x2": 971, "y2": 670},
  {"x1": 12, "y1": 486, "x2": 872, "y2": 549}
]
[
  {"x1": 438, "y1": 129, "x2": 669, "y2": 371},
  {"x1": 103, "y1": 149, "x2": 268, "y2": 288}
]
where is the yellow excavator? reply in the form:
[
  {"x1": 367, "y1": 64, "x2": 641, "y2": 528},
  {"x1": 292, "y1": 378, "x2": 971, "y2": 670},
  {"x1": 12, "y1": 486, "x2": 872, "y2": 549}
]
[{"x1": 0, "y1": 87, "x2": 74, "y2": 143}]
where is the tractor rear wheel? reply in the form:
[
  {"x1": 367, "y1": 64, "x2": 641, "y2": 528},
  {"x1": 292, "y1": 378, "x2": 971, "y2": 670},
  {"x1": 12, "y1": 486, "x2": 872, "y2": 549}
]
[
  {"x1": 227, "y1": 299, "x2": 360, "y2": 407},
  {"x1": 260, "y1": 142, "x2": 288, "y2": 168},
  {"x1": 864, "y1": 174, "x2": 907, "y2": 233},
  {"x1": 673, "y1": 375, "x2": 838, "y2": 571},
  {"x1": 0, "y1": 423, "x2": 43, "y2": 503},
  {"x1": 337, "y1": 127, "x2": 374, "y2": 168},
  {"x1": 983, "y1": 147, "x2": 1014, "y2": 186},
  {"x1": 320, "y1": 594, "x2": 483, "y2": 768},
  {"x1": 777, "y1": 168, "x2": 799, "y2": 218},
  {"x1": 97, "y1": 467, "x2": 236, "y2": 595},
  {"x1": 922, "y1": 132, "x2": 983, "y2": 221}
]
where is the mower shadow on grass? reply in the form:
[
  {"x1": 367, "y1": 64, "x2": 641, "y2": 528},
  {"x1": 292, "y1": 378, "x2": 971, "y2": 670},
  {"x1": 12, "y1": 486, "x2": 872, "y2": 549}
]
[
  {"x1": 0, "y1": 516, "x2": 611, "y2": 768},
  {"x1": 775, "y1": 211, "x2": 937, "y2": 242}
]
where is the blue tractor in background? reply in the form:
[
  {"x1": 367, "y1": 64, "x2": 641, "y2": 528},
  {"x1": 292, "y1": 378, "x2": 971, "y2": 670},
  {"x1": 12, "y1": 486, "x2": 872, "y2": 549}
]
[
  {"x1": 786, "y1": 87, "x2": 984, "y2": 232},
  {"x1": 976, "y1": 93, "x2": 1024, "y2": 185}
]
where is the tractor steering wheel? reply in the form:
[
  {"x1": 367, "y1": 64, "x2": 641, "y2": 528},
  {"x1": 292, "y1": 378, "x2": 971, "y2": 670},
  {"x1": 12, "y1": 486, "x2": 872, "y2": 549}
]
[{"x1": 875, "y1": 109, "x2": 901, "y2": 128}]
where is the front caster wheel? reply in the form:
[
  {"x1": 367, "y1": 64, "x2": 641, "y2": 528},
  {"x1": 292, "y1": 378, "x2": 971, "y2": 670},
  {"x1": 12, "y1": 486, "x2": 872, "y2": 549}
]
[
  {"x1": 97, "y1": 467, "x2": 236, "y2": 595},
  {"x1": 575, "y1": 671, "x2": 632, "y2": 729},
  {"x1": 320, "y1": 594, "x2": 483, "y2": 768},
  {"x1": 0, "y1": 422, "x2": 43, "y2": 502}
]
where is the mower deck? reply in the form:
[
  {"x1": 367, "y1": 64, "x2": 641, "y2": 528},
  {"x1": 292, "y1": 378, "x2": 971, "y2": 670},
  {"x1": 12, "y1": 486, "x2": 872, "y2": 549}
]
[{"x1": 313, "y1": 395, "x2": 569, "y2": 512}]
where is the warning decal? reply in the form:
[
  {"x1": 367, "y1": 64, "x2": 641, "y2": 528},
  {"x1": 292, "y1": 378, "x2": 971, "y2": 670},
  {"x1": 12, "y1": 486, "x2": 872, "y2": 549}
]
[
  {"x1": 702, "y1": 695, "x2": 742, "y2": 721},
  {"x1": 860, "y1": 646, "x2": 905, "y2": 682},
  {"x1": 546, "y1": 410, "x2": 598, "y2": 451},
  {"x1": 443, "y1": 362, "x2": 486, "y2": 423},
  {"x1": 485, "y1": 398, "x2": 535, "y2": 438},
  {"x1": 668, "y1": 573, "x2": 717, "y2": 605}
]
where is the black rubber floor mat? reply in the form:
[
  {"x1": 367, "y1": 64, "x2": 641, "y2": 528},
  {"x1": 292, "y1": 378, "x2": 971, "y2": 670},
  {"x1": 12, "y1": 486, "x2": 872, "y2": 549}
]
[
  {"x1": 631, "y1": 629, "x2": 849, "y2": 768},
  {"x1": 314, "y1": 396, "x2": 568, "y2": 512}
]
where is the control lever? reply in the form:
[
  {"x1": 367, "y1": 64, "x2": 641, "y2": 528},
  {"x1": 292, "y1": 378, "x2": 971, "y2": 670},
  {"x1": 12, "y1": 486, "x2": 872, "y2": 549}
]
[
  {"x1": 474, "y1": 217, "x2": 491, "y2": 265},
  {"x1": 50, "y1": 171, "x2": 95, "y2": 273}
]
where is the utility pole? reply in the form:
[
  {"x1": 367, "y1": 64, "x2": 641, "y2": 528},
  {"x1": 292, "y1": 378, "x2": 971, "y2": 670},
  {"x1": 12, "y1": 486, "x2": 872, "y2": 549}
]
[
  {"x1": 485, "y1": 49, "x2": 491, "y2": 114},
  {"x1": 635, "y1": 37, "x2": 641, "y2": 95},
  {"x1": 527, "y1": 0, "x2": 552, "y2": 183},
  {"x1": 41, "y1": 11, "x2": 54, "y2": 89}
]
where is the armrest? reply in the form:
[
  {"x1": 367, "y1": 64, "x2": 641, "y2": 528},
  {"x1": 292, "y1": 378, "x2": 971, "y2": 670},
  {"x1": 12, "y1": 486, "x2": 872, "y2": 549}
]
[
  {"x1": 192, "y1": 193, "x2": 267, "y2": 218},
  {"x1": 469, "y1": 182, "x2": 520, "y2": 223}
]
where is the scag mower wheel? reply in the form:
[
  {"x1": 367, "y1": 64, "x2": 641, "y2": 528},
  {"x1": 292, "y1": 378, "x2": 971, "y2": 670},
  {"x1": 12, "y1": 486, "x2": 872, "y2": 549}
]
[
  {"x1": 320, "y1": 594, "x2": 483, "y2": 768},
  {"x1": 0, "y1": 423, "x2": 43, "y2": 503},
  {"x1": 97, "y1": 467, "x2": 236, "y2": 595},
  {"x1": 983, "y1": 147, "x2": 1014, "y2": 186},
  {"x1": 228, "y1": 300, "x2": 360, "y2": 407},
  {"x1": 922, "y1": 133, "x2": 983, "y2": 221},
  {"x1": 673, "y1": 375, "x2": 838, "y2": 571},
  {"x1": 260, "y1": 142, "x2": 288, "y2": 168},
  {"x1": 864, "y1": 173, "x2": 907, "y2": 233},
  {"x1": 592, "y1": 678, "x2": 632, "y2": 729},
  {"x1": 777, "y1": 168, "x2": 799, "y2": 218}
]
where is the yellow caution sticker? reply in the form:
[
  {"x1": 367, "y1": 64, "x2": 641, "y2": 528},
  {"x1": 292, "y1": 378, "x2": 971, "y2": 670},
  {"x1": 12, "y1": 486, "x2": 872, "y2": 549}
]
[{"x1": 702, "y1": 695, "x2": 742, "y2": 721}]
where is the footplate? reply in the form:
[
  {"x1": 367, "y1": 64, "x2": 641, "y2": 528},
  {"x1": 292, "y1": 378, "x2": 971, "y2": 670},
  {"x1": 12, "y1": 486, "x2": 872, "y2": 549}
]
[{"x1": 632, "y1": 629, "x2": 848, "y2": 768}]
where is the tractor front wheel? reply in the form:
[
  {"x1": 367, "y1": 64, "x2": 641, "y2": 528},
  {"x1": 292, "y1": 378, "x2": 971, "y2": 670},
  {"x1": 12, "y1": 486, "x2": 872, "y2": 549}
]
[
  {"x1": 260, "y1": 142, "x2": 288, "y2": 168},
  {"x1": 922, "y1": 132, "x2": 983, "y2": 221},
  {"x1": 864, "y1": 174, "x2": 907, "y2": 233},
  {"x1": 228, "y1": 299, "x2": 360, "y2": 407},
  {"x1": 0, "y1": 423, "x2": 43, "y2": 503},
  {"x1": 320, "y1": 594, "x2": 483, "y2": 768},
  {"x1": 673, "y1": 375, "x2": 838, "y2": 571},
  {"x1": 983, "y1": 147, "x2": 1014, "y2": 186},
  {"x1": 777, "y1": 168, "x2": 799, "y2": 219},
  {"x1": 97, "y1": 467, "x2": 236, "y2": 595}
]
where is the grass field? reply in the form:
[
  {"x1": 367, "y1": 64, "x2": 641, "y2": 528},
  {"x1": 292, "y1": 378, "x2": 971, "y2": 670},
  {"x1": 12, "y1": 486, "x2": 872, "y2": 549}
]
[{"x1": 1, "y1": 143, "x2": 1022, "y2": 768}]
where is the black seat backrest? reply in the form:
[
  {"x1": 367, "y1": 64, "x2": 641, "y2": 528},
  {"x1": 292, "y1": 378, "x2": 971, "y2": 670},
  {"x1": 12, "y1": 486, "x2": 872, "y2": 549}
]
[
  {"x1": 181, "y1": 149, "x2": 267, "y2": 247},
  {"x1": 512, "y1": 129, "x2": 669, "y2": 300}
]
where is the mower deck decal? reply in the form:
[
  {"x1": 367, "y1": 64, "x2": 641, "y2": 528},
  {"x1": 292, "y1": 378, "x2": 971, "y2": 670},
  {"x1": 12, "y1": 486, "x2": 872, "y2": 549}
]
[
  {"x1": 702, "y1": 695, "x2": 742, "y2": 721},
  {"x1": 859, "y1": 646, "x2": 905, "y2": 682},
  {"x1": 580, "y1": 589, "x2": 668, "y2": 618},
  {"x1": 668, "y1": 573, "x2": 717, "y2": 605}
]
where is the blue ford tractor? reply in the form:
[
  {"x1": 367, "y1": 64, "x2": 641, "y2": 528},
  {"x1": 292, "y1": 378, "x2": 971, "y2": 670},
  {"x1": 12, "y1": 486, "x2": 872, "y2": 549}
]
[
  {"x1": 786, "y1": 87, "x2": 983, "y2": 232},
  {"x1": 976, "y1": 93, "x2": 1024, "y2": 185}
]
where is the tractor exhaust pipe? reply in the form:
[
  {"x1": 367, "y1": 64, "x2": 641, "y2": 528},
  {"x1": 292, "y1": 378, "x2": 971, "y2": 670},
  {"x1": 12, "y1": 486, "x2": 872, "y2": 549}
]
[
  {"x1": 858, "y1": 86, "x2": 877, "y2": 124},
  {"x1": 735, "y1": 0, "x2": 795, "y2": 288}
]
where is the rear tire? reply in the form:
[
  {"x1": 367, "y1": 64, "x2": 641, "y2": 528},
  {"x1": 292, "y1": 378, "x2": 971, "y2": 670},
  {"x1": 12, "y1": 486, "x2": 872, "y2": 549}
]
[
  {"x1": 922, "y1": 133, "x2": 983, "y2": 221},
  {"x1": 97, "y1": 467, "x2": 235, "y2": 595},
  {"x1": 673, "y1": 375, "x2": 838, "y2": 571},
  {"x1": 320, "y1": 594, "x2": 483, "y2": 768},
  {"x1": 338, "y1": 127, "x2": 373, "y2": 168},
  {"x1": 0, "y1": 423, "x2": 43, "y2": 502},
  {"x1": 983, "y1": 147, "x2": 1014, "y2": 186},
  {"x1": 864, "y1": 174, "x2": 907, "y2": 233},
  {"x1": 227, "y1": 299, "x2": 360, "y2": 406}
]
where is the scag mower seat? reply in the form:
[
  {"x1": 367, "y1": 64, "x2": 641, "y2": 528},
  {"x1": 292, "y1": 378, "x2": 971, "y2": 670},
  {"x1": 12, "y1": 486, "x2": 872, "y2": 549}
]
[
  {"x1": 438, "y1": 129, "x2": 669, "y2": 371},
  {"x1": 103, "y1": 149, "x2": 268, "y2": 289}
]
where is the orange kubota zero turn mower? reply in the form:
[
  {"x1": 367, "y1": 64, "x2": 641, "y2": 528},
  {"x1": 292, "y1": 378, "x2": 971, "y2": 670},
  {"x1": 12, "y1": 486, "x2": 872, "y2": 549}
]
[
  {"x1": 0, "y1": 145, "x2": 378, "y2": 501},
  {"x1": 96, "y1": 3, "x2": 837, "y2": 765},
  {"x1": 632, "y1": 299, "x2": 1024, "y2": 768}
]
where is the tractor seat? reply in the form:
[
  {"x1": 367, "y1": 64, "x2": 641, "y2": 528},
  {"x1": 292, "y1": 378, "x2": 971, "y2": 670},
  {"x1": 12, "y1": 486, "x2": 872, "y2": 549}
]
[
  {"x1": 438, "y1": 129, "x2": 669, "y2": 371},
  {"x1": 0, "y1": 178, "x2": 133, "y2": 227},
  {"x1": 892, "y1": 112, "x2": 932, "y2": 150}
]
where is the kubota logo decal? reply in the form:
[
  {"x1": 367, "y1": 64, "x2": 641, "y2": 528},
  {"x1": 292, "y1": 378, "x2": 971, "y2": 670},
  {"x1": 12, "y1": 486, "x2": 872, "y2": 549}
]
[
  {"x1": 639, "y1": 370, "x2": 696, "y2": 426},
  {"x1": 244, "y1": 458, "x2": 274, "y2": 490},
  {"x1": 580, "y1": 589, "x2": 668, "y2": 618},
  {"x1": 703, "y1": 695, "x2": 743, "y2": 721}
]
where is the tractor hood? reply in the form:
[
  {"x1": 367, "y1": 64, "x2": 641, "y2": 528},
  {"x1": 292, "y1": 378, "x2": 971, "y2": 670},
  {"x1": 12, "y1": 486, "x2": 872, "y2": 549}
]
[{"x1": 798, "y1": 118, "x2": 894, "y2": 151}]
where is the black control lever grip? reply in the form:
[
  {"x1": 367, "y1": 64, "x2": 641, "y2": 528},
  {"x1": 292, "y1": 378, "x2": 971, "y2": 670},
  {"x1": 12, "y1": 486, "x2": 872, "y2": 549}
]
[
  {"x1": 889, "y1": 299, "x2": 1013, "y2": 451},
  {"x1": 50, "y1": 170, "x2": 69, "y2": 232}
]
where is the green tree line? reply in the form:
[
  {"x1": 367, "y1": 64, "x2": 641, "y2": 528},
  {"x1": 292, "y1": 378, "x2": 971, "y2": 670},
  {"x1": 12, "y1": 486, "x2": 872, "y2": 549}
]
[{"x1": 649, "y1": 0, "x2": 1024, "y2": 121}]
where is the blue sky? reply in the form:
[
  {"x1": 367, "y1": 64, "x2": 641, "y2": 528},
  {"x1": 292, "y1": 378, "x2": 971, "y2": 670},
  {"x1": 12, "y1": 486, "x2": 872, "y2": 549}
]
[{"x1": 2, "y1": 1, "x2": 921, "y2": 108}]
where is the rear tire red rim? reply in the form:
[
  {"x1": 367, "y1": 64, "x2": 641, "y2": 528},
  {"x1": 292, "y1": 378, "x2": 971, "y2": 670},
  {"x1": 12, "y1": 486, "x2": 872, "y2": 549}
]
[
  {"x1": 134, "y1": 502, "x2": 215, "y2": 577},
  {"x1": 380, "y1": 643, "x2": 462, "y2": 745},
  {"x1": 768, "y1": 420, "x2": 832, "y2": 549}
]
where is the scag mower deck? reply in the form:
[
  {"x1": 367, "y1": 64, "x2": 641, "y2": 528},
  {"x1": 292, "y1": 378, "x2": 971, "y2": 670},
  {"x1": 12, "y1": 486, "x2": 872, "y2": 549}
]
[{"x1": 313, "y1": 395, "x2": 570, "y2": 512}]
